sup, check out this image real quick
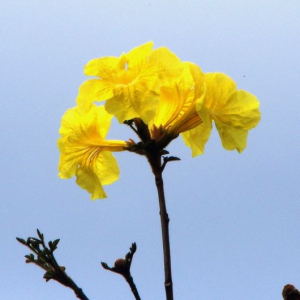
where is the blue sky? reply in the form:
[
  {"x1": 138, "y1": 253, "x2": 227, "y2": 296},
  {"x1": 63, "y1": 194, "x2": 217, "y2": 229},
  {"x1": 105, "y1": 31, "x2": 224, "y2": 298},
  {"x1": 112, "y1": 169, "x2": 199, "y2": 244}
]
[{"x1": 1, "y1": 1, "x2": 300, "y2": 299}]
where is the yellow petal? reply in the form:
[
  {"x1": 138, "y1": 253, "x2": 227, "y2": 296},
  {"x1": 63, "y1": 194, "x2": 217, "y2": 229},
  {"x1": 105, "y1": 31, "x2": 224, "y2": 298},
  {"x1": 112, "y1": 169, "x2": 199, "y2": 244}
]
[
  {"x1": 58, "y1": 136, "x2": 78, "y2": 179},
  {"x1": 93, "y1": 151, "x2": 120, "y2": 185},
  {"x1": 105, "y1": 83, "x2": 158, "y2": 123},
  {"x1": 76, "y1": 79, "x2": 114, "y2": 113},
  {"x1": 75, "y1": 151, "x2": 120, "y2": 200},
  {"x1": 76, "y1": 167, "x2": 107, "y2": 200},
  {"x1": 200, "y1": 72, "x2": 261, "y2": 152},
  {"x1": 125, "y1": 41, "x2": 154, "y2": 71},
  {"x1": 215, "y1": 123, "x2": 248, "y2": 153},
  {"x1": 84, "y1": 55, "x2": 126, "y2": 78},
  {"x1": 214, "y1": 90, "x2": 261, "y2": 130},
  {"x1": 202, "y1": 73, "x2": 237, "y2": 112},
  {"x1": 146, "y1": 46, "x2": 183, "y2": 85},
  {"x1": 187, "y1": 63, "x2": 206, "y2": 102},
  {"x1": 181, "y1": 107, "x2": 212, "y2": 157}
]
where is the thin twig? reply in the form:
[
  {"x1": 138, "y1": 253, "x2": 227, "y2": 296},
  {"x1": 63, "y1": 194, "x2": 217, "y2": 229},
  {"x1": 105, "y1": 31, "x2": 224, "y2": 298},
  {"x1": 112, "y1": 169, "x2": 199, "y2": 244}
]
[{"x1": 124, "y1": 275, "x2": 141, "y2": 300}]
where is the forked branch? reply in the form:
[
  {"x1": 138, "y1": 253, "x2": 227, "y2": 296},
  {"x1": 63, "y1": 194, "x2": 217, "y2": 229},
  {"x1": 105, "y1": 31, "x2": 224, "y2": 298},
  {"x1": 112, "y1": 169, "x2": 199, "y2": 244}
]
[{"x1": 101, "y1": 243, "x2": 141, "y2": 300}]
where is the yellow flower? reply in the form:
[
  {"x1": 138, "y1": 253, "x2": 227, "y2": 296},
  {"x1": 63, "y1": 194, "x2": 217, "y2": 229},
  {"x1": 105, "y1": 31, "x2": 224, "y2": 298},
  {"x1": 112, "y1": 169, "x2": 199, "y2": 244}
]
[
  {"x1": 182, "y1": 72, "x2": 261, "y2": 156},
  {"x1": 58, "y1": 105, "x2": 127, "y2": 200},
  {"x1": 149, "y1": 62, "x2": 206, "y2": 146},
  {"x1": 76, "y1": 42, "x2": 183, "y2": 124}
]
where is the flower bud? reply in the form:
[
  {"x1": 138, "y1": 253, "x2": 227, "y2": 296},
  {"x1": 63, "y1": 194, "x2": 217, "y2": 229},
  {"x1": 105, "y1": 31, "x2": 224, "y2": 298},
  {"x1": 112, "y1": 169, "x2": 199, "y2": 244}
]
[
  {"x1": 282, "y1": 284, "x2": 300, "y2": 300},
  {"x1": 114, "y1": 258, "x2": 127, "y2": 271}
]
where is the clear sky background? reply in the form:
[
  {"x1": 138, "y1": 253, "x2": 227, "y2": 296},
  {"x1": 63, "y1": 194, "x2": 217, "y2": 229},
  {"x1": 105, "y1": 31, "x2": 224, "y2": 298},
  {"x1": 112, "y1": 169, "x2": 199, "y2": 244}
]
[{"x1": 1, "y1": 1, "x2": 300, "y2": 299}]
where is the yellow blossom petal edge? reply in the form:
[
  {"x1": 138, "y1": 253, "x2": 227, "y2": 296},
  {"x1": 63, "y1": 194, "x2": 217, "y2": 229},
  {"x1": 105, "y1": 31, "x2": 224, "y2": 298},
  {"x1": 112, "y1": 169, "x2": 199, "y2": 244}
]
[
  {"x1": 58, "y1": 105, "x2": 127, "y2": 199},
  {"x1": 76, "y1": 79, "x2": 114, "y2": 113},
  {"x1": 192, "y1": 72, "x2": 261, "y2": 154}
]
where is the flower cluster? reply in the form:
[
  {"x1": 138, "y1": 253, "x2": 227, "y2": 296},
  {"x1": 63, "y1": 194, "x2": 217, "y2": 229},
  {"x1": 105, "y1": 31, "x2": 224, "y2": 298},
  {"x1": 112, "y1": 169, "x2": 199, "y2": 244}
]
[{"x1": 58, "y1": 42, "x2": 261, "y2": 199}]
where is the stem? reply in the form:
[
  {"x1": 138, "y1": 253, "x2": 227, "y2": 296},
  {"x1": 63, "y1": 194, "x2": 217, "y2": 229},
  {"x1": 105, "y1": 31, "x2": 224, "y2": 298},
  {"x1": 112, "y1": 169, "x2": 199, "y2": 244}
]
[
  {"x1": 154, "y1": 169, "x2": 174, "y2": 300},
  {"x1": 132, "y1": 118, "x2": 174, "y2": 299},
  {"x1": 40, "y1": 241, "x2": 89, "y2": 300},
  {"x1": 64, "y1": 278, "x2": 89, "y2": 300},
  {"x1": 124, "y1": 274, "x2": 142, "y2": 300},
  {"x1": 53, "y1": 262, "x2": 89, "y2": 300}
]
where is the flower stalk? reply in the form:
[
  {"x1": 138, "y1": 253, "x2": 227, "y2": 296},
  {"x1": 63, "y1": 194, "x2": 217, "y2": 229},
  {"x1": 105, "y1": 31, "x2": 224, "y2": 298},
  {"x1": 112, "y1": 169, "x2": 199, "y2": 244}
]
[
  {"x1": 136, "y1": 121, "x2": 174, "y2": 300},
  {"x1": 154, "y1": 168, "x2": 174, "y2": 300}
]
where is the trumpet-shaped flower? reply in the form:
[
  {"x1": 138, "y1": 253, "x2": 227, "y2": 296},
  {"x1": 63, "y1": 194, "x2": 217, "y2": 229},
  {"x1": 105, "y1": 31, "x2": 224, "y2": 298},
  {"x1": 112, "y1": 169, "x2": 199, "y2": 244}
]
[
  {"x1": 58, "y1": 105, "x2": 127, "y2": 200},
  {"x1": 149, "y1": 62, "x2": 206, "y2": 146},
  {"x1": 182, "y1": 72, "x2": 261, "y2": 156},
  {"x1": 76, "y1": 42, "x2": 183, "y2": 124}
]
